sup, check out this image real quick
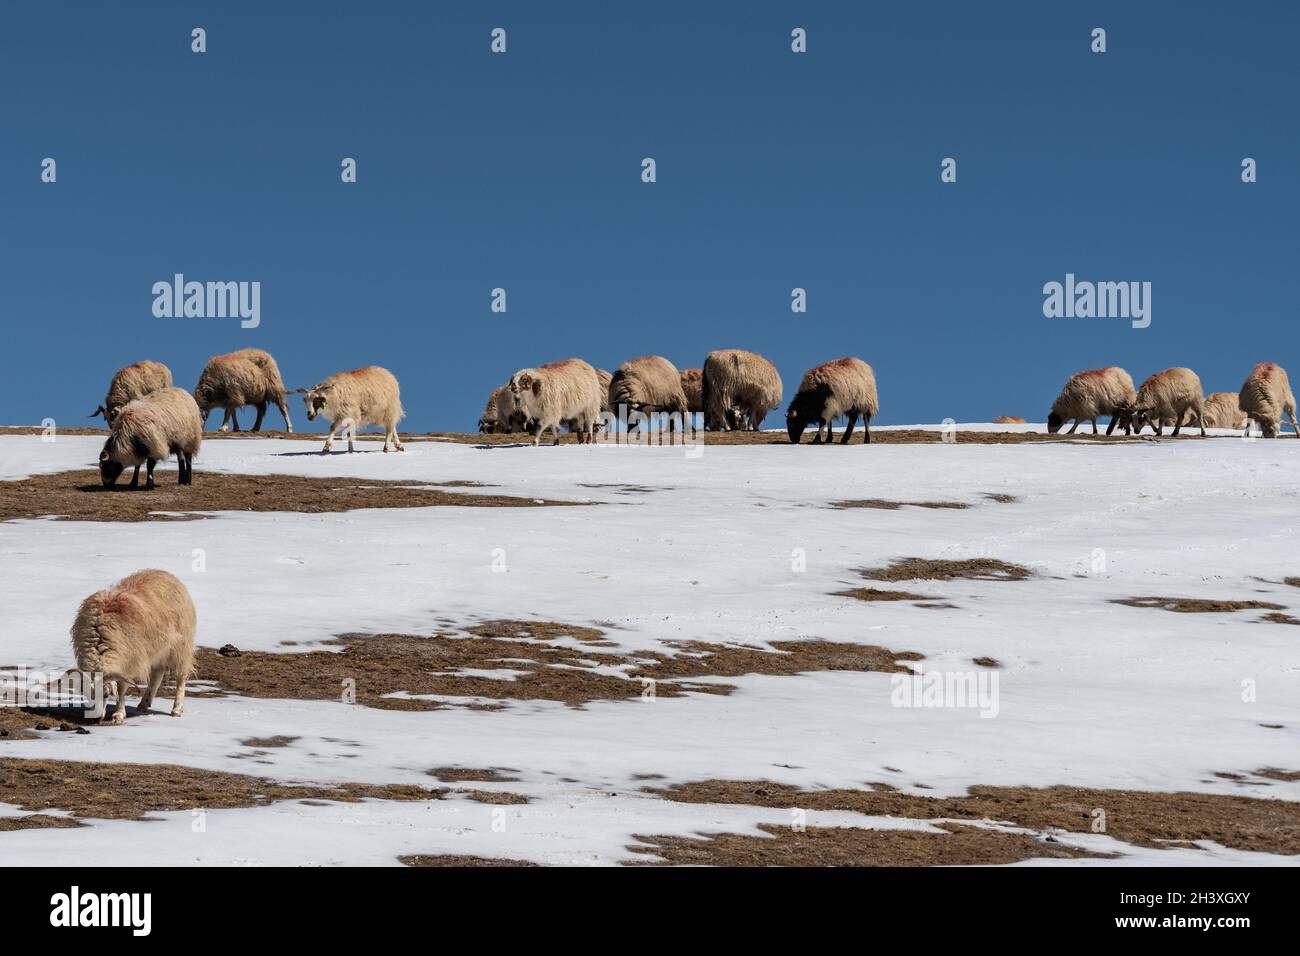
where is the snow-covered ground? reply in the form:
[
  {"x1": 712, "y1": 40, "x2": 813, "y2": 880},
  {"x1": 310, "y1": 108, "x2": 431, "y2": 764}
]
[{"x1": 1, "y1": 428, "x2": 1298, "y2": 865}]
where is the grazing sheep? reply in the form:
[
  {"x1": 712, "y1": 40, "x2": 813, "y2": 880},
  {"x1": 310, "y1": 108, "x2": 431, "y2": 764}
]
[
  {"x1": 509, "y1": 359, "x2": 602, "y2": 446},
  {"x1": 90, "y1": 360, "x2": 173, "y2": 424},
  {"x1": 1239, "y1": 362, "x2": 1299, "y2": 438},
  {"x1": 478, "y1": 384, "x2": 528, "y2": 434},
  {"x1": 99, "y1": 387, "x2": 202, "y2": 489},
  {"x1": 1202, "y1": 391, "x2": 1248, "y2": 430},
  {"x1": 701, "y1": 349, "x2": 783, "y2": 431},
  {"x1": 300, "y1": 366, "x2": 405, "y2": 453},
  {"x1": 193, "y1": 348, "x2": 293, "y2": 433},
  {"x1": 1127, "y1": 367, "x2": 1207, "y2": 437},
  {"x1": 1047, "y1": 367, "x2": 1137, "y2": 436},
  {"x1": 786, "y1": 357, "x2": 879, "y2": 445},
  {"x1": 608, "y1": 356, "x2": 690, "y2": 432},
  {"x1": 680, "y1": 368, "x2": 704, "y2": 414},
  {"x1": 69, "y1": 569, "x2": 196, "y2": 725}
]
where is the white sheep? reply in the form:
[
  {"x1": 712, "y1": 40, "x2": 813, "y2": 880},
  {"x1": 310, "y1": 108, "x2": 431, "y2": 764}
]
[
  {"x1": 193, "y1": 348, "x2": 293, "y2": 432},
  {"x1": 1239, "y1": 362, "x2": 1299, "y2": 438},
  {"x1": 786, "y1": 357, "x2": 879, "y2": 444},
  {"x1": 1128, "y1": 367, "x2": 1207, "y2": 437},
  {"x1": 702, "y1": 349, "x2": 783, "y2": 431},
  {"x1": 299, "y1": 366, "x2": 405, "y2": 453},
  {"x1": 99, "y1": 387, "x2": 202, "y2": 489},
  {"x1": 69, "y1": 569, "x2": 196, "y2": 725},
  {"x1": 608, "y1": 356, "x2": 690, "y2": 433},
  {"x1": 90, "y1": 360, "x2": 173, "y2": 424},
  {"x1": 1047, "y1": 366, "x2": 1136, "y2": 435},
  {"x1": 509, "y1": 359, "x2": 602, "y2": 446},
  {"x1": 1202, "y1": 391, "x2": 1248, "y2": 430}
]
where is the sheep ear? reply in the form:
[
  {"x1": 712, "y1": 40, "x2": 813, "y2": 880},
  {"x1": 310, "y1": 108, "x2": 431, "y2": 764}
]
[
  {"x1": 99, "y1": 451, "x2": 109, "y2": 461},
  {"x1": 532, "y1": 380, "x2": 541, "y2": 396}
]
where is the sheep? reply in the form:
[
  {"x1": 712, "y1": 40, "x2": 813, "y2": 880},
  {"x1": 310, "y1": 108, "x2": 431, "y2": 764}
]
[
  {"x1": 596, "y1": 368, "x2": 613, "y2": 415},
  {"x1": 89, "y1": 360, "x2": 173, "y2": 424},
  {"x1": 1046, "y1": 367, "x2": 1137, "y2": 436},
  {"x1": 786, "y1": 357, "x2": 879, "y2": 445},
  {"x1": 608, "y1": 356, "x2": 690, "y2": 433},
  {"x1": 478, "y1": 384, "x2": 528, "y2": 434},
  {"x1": 509, "y1": 359, "x2": 602, "y2": 446},
  {"x1": 701, "y1": 349, "x2": 783, "y2": 431},
  {"x1": 1125, "y1": 367, "x2": 1207, "y2": 437},
  {"x1": 69, "y1": 569, "x2": 195, "y2": 724},
  {"x1": 1239, "y1": 362, "x2": 1299, "y2": 438},
  {"x1": 680, "y1": 368, "x2": 704, "y2": 414},
  {"x1": 1202, "y1": 391, "x2": 1248, "y2": 430},
  {"x1": 299, "y1": 366, "x2": 405, "y2": 453},
  {"x1": 98, "y1": 387, "x2": 202, "y2": 489},
  {"x1": 193, "y1": 347, "x2": 293, "y2": 433}
]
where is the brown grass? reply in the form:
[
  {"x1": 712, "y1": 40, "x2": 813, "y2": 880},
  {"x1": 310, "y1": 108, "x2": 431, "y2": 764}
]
[
  {"x1": 428, "y1": 767, "x2": 520, "y2": 783},
  {"x1": 646, "y1": 779, "x2": 1300, "y2": 855},
  {"x1": 0, "y1": 757, "x2": 443, "y2": 820},
  {"x1": 401, "y1": 854, "x2": 538, "y2": 867},
  {"x1": 836, "y1": 587, "x2": 938, "y2": 602},
  {"x1": 628, "y1": 822, "x2": 1110, "y2": 866},
  {"x1": 193, "y1": 628, "x2": 922, "y2": 711},
  {"x1": 858, "y1": 557, "x2": 1032, "y2": 583},
  {"x1": 1113, "y1": 596, "x2": 1286, "y2": 613},
  {"x1": 0, "y1": 470, "x2": 589, "y2": 523},
  {"x1": 1261, "y1": 612, "x2": 1300, "y2": 625}
]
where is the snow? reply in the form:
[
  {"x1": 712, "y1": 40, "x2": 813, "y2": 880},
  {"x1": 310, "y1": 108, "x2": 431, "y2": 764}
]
[{"x1": 1, "y1": 429, "x2": 1298, "y2": 866}]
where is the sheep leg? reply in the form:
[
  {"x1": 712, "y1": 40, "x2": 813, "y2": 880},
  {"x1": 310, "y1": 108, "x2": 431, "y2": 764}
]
[
  {"x1": 1171, "y1": 412, "x2": 1183, "y2": 437},
  {"x1": 128, "y1": 464, "x2": 141, "y2": 489},
  {"x1": 1288, "y1": 409, "x2": 1300, "y2": 438},
  {"x1": 343, "y1": 418, "x2": 358, "y2": 453},
  {"x1": 863, "y1": 415, "x2": 872, "y2": 444},
  {"x1": 277, "y1": 399, "x2": 293, "y2": 433},
  {"x1": 229, "y1": 408, "x2": 241, "y2": 433},
  {"x1": 1106, "y1": 415, "x2": 1119, "y2": 436},
  {"x1": 251, "y1": 402, "x2": 267, "y2": 432},
  {"x1": 1065, "y1": 420, "x2": 1079, "y2": 434},
  {"x1": 145, "y1": 458, "x2": 157, "y2": 490},
  {"x1": 139, "y1": 670, "x2": 165, "y2": 713},
  {"x1": 823, "y1": 419, "x2": 835, "y2": 443},
  {"x1": 842, "y1": 411, "x2": 859, "y2": 444},
  {"x1": 102, "y1": 679, "x2": 127, "y2": 725},
  {"x1": 1092, "y1": 419, "x2": 1099, "y2": 434},
  {"x1": 217, "y1": 409, "x2": 231, "y2": 432},
  {"x1": 322, "y1": 418, "x2": 345, "y2": 454},
  {"x1": 170, "y1": 674, "x2": 186, "y2": 717},
  {"x1": 391, "y1": 427, "x2": 404, "y2": 452},
  {"x1": 182, "y1": 452, "x2": 194, "y2": 485}
]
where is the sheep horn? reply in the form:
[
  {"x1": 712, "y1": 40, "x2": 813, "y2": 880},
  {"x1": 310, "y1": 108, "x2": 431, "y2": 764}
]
[{"x1": 89, "y1": 406, "x2": 106, "y2": 419}]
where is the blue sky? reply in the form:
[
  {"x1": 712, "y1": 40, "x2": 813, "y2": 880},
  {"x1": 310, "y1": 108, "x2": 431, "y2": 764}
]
[{"x1": 3, "y1": 1, "x2": 1297, "y2": 431}]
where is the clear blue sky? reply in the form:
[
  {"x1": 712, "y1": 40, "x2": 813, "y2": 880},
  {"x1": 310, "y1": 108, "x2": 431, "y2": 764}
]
[{"x1": 3, "y1": 1, "x2": 1296, "y2": 431}]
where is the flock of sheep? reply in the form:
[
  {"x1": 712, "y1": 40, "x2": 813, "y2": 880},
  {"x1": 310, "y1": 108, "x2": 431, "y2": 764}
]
[
  {"x1": 87, "y1": 348, "x2": 1300, "y2": 493},
  {"x1": 51, "y1": 350, "x2": 1300, "y2": 725},
  {"x1": 482, "y1": 350, "x2": 878, "y2": 445},
  {"x1": 89, "y1": 349, "x2": 405, "y2": 488},
  {"x1": 1046, "y1": 363, "x2": 1299, "y2": 439}
]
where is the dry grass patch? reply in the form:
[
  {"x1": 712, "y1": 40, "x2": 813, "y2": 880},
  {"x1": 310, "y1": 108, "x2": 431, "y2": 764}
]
[
  {"x1": 830, "y1": 499, "x2": 968, "y2": 511},
  {"x1": 0, "y1": 757, "x2": 443, "y2": 820},
  {"x1": 194, "y1": 627, "x2": 922, "y2": 711},
  {"x1": 401, "y1": 854, "x2": 538, "y2": 867},
  {"x1": 1113, "y1": 596, "x2": 1285, "y2": 613},
  {"x1": 0, "y1": 470, "x2": 589, "y2": 523},
  {"x1": 646, "y1": 779, "x2": 1300, "y2": 855},
  {"x1": 460, "y1": 790, "x2": 529, "y2": 805},
  {"x1": 1261, "y1": 612, "x2": 1300, "y2": 625},
  {"x1": 239, "y1": 735, "x2": 299, "y2": 748},
  {"x1": 859, "y1": 557, "x2": 1031, "y2": 583},
  {"x1": 429, "y1": 767, "x2": 520, "y2": 783},
  {"x1": 0, "y1": 814, "x2": 84, "y2": 832},
  {"x1": 836, "y1": 587, "x2": 937, "y2": 602},
  {"x1": 628, "y1": 823, "x2": 1109, "y2": 866}
]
